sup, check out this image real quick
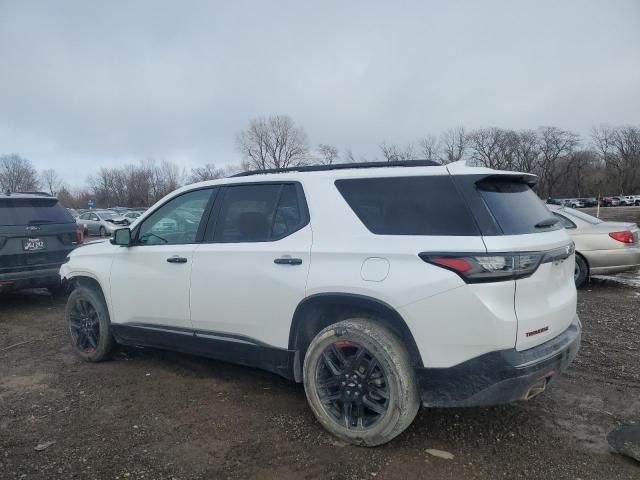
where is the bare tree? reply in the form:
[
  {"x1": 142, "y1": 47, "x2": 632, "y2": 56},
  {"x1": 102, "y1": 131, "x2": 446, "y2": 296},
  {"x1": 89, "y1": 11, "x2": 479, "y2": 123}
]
[
  {"x1": 536, "y1": 126, "x2": 580, "y2": 197},
  {"x1": 0, "y1": 154, "x2": 40, "y2": 192},
  {"x1": 418, "y1": 135, "x2": 441, "y2": 162},
  {"x1": 237, "y1": 115, "x2": 309, "y2": 170},
  {"x1": 441, "y1": 127, "x2": 467, "y2": 163},
  {"x1": 316, "y1": 144, "x2": 339, "y2": 165},
  {"x1": 187, "y1": 163, "x2": 225, "y2": 183},
  {"x1": 379, "y1": 142, "x2": 416, "y2": 161},
  {"x1": 513, "y1": 130, "x2": 540, "y2": 173},
  {"x1": 592, "y1": 125, "x2": 640, "y2": 194},
  {"x1": 40, "y1": 168, "x2": 63, "y2": 196},
  {"x1": 343, "y1": 149, "x2": 357, "y2": 163}
]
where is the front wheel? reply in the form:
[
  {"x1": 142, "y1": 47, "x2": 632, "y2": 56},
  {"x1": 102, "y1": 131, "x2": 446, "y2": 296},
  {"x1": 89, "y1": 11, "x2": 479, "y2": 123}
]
[
  {"x1": 303, "y1": 318, "x2": 420, "y2": 446},
  {"x1": 99, "y1": 226, "x2": 107, "y2": 237},
  {"x1": 65, "y1": 285, "x2": 114, "y2": 361}
]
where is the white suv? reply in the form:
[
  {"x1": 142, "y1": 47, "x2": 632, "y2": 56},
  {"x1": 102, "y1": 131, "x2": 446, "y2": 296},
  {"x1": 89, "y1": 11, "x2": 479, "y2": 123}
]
[{"x1": 60, "y1": 160, "x2": 581, "y2": 446}]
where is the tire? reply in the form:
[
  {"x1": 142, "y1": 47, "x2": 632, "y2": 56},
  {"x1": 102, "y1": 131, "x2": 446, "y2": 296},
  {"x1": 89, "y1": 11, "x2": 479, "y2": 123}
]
[
  {"x1": 574, "y1": 254, "x2": 588, "y2": 288},
  {"x1": 303, "y1": 318, "x2": 420, "y2": 447},
  {"x1": 99, "y1": 226, "x2": 107, "y2": 237},
  {"x1": 65, "y1": 285, "x2": 114, "y2": 362}
]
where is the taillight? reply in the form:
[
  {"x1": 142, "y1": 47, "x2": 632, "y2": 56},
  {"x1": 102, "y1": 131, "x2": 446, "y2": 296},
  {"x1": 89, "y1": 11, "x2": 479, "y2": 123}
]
[
  {"x1": 608, "y1": 231, "x2": 634, "y2": 244},
  {"x1": 75, "y1": 225, "x2": 84, "y2": 244},
  {"x1": 420, "y1": 253, "x2": 544, "y2": 283}
]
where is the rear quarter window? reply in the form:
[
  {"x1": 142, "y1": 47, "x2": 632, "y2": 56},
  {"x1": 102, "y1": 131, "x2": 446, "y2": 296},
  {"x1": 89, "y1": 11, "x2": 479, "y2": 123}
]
[
  {"x1": 0, "y1": 198, "x2": 74, "y2": 226},
  {"x1": 335, "y1": 176, "x2": 479, "y2": 236}
]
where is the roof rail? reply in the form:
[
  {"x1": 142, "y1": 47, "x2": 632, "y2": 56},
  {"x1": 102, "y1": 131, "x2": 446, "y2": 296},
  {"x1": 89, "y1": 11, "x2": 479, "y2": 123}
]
[
  {"x1": 2, "y1": 191, "x2": 52, "y2": 197},
  {"x1": 231, "y1": 160, "x2": 441, "y2": 177}
]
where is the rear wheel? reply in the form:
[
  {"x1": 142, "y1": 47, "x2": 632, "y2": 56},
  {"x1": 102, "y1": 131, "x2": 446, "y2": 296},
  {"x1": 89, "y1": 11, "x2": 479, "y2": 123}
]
[
  {"x1": 65, "y1": 285, "x2": 114, "y2": 361},
  {"x1": 574, "y1": 254, "x2": 588, "y2": 288},
  {"x1": 303, "y1": 318, "x2": 420, "y2": 446}
]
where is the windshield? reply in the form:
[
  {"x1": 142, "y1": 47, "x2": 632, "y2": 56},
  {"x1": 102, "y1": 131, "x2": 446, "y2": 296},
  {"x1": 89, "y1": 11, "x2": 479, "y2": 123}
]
[
  {"x1": 97, "y1": 211, "x2": 118, "y2": 219},
  {"x1": 558, "y1": 206, "x2": 603, "y2": 224}
]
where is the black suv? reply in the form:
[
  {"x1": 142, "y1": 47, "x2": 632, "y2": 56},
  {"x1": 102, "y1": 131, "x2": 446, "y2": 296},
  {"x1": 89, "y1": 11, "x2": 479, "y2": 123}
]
[{"x1": 0, "y1": 192, "x2": 80, "y2": 294}]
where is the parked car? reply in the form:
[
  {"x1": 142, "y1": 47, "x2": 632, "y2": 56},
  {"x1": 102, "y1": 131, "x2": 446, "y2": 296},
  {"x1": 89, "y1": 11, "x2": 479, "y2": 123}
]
[
  {"x1": 1, "y1": 192, "x2": 82, "y2": 293},
  {"x1": 61, "y1": 160, "x2": 580, "y2": 446},
  {"x1": 563, "y1": 198, "x2": 584, "y2": 208},
  {"x1": 578, "y1": 197, "x2": 598, "y2": 207},
  {"x1": 601, "y1": 196, "x2": 621, "y2": 207},
  {"x1": 123, "y1": 210, "x2": 143, "y2": 222},
  {"x1": 76, "y1": 210, "x2": 129, "y2": 236},
  {"x1": 546, "y1": 198, "x2": 564, "y2": 206},
  {"x1": 67, "y1": 208, "x2": 80, "y2": 218},
  {"x1": 548, "y1": 205, "x2": 640, "y2": 287}
]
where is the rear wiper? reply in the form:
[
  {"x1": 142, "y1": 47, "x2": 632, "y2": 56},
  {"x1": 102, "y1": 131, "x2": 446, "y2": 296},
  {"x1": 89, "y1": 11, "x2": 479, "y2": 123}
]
[
  {"x1": 28, "y1": 219, "x2": 55, "y2": 224},
  {"x1": 534, "y1": 217, "x2": 559, "y2": 228}
]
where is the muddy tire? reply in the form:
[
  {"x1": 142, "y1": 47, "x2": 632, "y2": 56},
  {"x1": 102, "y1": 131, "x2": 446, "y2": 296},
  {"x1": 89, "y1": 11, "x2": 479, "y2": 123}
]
[
  {"x1": 574, "y1": 254, "x2": 588, "y2": 288},
  {"x1": 303, "y1": 318, "x2": 420, "y2": 446},
  {"x1": 65, "y1": 285, "x2": 114, "y2": 362}
]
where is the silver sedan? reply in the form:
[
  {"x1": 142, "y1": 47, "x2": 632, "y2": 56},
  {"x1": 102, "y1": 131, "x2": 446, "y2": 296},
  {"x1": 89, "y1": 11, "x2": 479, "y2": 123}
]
[
  {"x1": 548, "y1": 205, "x2": 640, "y2": 287},
  {"x1": 76, "y1": 210, "x2": 129, "y2": 236}
]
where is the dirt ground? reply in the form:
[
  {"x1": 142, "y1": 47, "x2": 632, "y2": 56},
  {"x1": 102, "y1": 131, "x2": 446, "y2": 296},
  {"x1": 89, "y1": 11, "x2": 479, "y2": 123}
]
[{"x1": 1, "y1": 208, "x2": 639, "y2": 480}]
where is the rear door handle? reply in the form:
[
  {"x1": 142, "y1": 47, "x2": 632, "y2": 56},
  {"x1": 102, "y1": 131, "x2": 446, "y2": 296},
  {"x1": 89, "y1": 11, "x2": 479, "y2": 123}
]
[
  {"x1": 166, "y1": 256, "x2": 188, "y2": 264},
  {"x1": 274, "y1": 257, "x2": 303, "y2": 265}
]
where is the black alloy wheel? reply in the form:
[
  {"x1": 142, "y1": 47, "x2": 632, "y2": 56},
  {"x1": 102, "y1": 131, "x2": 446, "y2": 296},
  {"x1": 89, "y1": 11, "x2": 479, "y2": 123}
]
[
  {"x1": 68, "y1": 298, "x2": 100, "y2": 353},
  {"x1": 316, "y1": 340, "x2": 390, "y2": 430}
]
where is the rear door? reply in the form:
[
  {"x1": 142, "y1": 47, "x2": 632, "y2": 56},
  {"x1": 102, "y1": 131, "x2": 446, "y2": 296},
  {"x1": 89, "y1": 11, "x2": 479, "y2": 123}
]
[
  {"x1": 0, "y1": 196, "x2": 77, "y2": 276},
  {"x1": 189, "y1": 182, "x2": 312, "y2": 348},
  {"x1": 474, "y1": 177, "x2": 576, "y2": 350}
]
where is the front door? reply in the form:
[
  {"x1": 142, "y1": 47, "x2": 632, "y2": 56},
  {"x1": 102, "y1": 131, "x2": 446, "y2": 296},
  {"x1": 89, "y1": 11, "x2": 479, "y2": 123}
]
[
  {"x1": 190, "y1": 182, "x2": 312, "y2": 349},
  {"x1": 110, "y1": 188, "x2": 216, "y2": 332}
]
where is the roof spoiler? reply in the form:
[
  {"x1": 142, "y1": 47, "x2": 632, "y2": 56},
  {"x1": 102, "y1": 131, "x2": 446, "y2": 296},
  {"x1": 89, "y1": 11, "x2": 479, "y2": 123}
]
[{"x1": 478, "y1": 173, "x2": 538, "y2": 187}]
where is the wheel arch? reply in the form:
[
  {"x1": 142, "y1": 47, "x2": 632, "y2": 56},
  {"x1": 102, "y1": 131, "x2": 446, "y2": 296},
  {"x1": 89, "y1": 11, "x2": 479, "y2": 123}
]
[
  {"x1": 65, "y1": 274, "x2": 111, "y2": 318},
  {"x1": 288, "y1": 293, "x2": 424, "y2": 382}
]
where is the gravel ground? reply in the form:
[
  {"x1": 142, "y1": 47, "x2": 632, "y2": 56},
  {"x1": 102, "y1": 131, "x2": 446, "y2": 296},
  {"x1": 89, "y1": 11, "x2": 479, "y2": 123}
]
[{"x1": 1, "y1": 206, "x2": 639, "y2": 480}]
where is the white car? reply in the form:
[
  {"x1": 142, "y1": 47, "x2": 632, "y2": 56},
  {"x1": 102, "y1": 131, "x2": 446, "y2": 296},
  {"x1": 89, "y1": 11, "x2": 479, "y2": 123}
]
[{"x1": 60, "y1": 160, "x2": 581, "y2": 446}]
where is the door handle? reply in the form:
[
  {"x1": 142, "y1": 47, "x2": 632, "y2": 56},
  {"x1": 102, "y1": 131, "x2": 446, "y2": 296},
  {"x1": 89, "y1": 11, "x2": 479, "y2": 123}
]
[
  {"x1": 274, "y1": 257, "x2": 303, "y2": 265},
  {"x1": 166, "y1": 256, "x2": 188, "y2": 264}
]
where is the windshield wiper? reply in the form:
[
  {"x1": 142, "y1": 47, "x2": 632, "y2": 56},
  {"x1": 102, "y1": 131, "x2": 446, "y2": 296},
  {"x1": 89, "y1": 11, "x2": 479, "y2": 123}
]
[{"x1": 534, "y1": 217, "x2": 559, "y2": 228}]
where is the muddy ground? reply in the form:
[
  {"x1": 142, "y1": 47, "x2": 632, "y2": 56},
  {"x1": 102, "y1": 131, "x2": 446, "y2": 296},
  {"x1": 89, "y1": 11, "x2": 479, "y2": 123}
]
[{"x1": 1, "y1": 207, "x2": 639, "y2": 479}]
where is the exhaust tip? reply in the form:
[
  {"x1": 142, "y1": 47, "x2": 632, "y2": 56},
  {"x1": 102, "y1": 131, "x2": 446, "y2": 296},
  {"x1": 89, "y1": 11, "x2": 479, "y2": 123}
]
[{"x1": 524, "y1": 379, "x2": 547, "y2": 400}]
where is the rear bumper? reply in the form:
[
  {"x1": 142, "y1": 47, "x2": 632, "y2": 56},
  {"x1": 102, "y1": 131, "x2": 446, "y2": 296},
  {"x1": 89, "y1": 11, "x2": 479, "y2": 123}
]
[
  {"x1": 416, "y1": 315, "x2": 581, "y2": 407},
  {"x1": 0, "y1": 267, "x2": 62, "y2": 290},
  {"x1": 584, "y1": 247, "x2": 640, "y2": 275}
]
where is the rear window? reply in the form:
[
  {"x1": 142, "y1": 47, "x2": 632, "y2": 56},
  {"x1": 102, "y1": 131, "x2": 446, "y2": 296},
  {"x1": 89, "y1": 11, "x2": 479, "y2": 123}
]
[
  {"x1": 558, "y1": 206, "x2": 603, "y2": 225},
  {"x1": 0, "y1": 197, "x2": 74, "y2": 226},
  {"x1": 335, "y1": 176, "x2": 479, "y2": 236},
  {"x1": 477, "y1": 179, "x2": 560, "y2": 235}
]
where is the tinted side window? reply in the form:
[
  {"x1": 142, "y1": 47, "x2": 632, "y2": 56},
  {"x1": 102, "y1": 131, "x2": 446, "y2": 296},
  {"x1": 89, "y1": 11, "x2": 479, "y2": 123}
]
[
  {"x1": 0, "y1": 198, "x2": 73, "y2": 226},
  {"x1": 213, "y1": 184, "x2": 305, "y2": 242},
  {"x1": 477, "y1": 179, "x2": 560, "y2": 235},
  {"x1": 335, "y1": 176, "x2": 479, "y2": 236},
  {"x1": 137, "y1": 188, "x2": 213, "y2": 245}
]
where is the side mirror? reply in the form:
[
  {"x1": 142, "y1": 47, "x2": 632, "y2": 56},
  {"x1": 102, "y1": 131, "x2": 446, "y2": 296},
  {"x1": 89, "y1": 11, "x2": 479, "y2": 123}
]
[{"x1": 111, "y1": 228, "x2": 131, "y2": 246}]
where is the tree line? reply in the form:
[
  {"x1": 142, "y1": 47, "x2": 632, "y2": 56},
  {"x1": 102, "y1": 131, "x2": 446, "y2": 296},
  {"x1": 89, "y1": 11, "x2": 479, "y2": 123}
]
[{"x1": 1, "y1": 116, "x2": 638, "y2": 209}]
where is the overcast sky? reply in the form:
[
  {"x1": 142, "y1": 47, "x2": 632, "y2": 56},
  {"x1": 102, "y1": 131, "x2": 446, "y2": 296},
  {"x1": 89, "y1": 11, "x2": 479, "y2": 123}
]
[{"x1": 1, "y1": 0, "x2": 639, "y2": 187}]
